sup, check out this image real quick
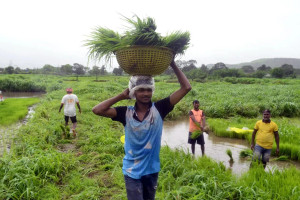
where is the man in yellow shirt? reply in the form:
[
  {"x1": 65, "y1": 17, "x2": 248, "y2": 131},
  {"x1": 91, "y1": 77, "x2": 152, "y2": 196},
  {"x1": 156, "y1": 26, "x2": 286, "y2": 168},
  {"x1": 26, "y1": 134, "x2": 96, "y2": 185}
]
[{"x1": 251, "y1": 109, "x2": 280, "y2": 168}]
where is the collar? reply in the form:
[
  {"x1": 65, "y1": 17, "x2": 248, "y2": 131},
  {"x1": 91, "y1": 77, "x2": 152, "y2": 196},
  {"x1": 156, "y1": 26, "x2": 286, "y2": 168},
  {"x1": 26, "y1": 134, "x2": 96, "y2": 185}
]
[
  {"x1": 133, "y1": 101, "x2": 152, "y2": 111},
  {"x1": 262, "y1": 119, "x2": 271, "y2": 123},
  {"x1": 133, "y1": 101, "x2": 152, "y2": 122}
]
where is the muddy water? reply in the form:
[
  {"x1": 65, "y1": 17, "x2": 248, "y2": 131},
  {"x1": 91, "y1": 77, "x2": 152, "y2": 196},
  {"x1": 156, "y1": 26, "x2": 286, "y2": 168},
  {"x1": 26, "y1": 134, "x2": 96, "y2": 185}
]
[{"x1": 162, "y1": 118, "x2": 300, "y2": 175}]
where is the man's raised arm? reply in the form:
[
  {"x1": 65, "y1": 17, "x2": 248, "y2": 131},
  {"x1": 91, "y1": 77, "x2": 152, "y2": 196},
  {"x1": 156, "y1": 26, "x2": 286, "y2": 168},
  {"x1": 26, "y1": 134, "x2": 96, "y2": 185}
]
[
  {"x1": 169, "y1": 60, "x2": 192, "y2": 106},
  {"x1": 92, "y1": 88, "x2": 129, "y2": 118}
]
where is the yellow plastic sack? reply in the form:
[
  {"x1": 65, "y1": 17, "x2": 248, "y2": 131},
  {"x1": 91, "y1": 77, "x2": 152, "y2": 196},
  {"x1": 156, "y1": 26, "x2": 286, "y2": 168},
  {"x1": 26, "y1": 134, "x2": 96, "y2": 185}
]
[{"x1": 228, "y1": 127, "x2": 253, "y2": 134}]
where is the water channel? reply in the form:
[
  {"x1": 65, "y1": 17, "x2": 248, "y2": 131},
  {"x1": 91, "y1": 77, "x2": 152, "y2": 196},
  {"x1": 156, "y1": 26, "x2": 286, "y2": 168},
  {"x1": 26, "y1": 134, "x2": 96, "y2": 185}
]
[
  {"x1": 162, "y1": 118, "x2": 300, "y2": 176},
  {"x1": 0, "y1": 92, "x2": 44, "y2": 155}
]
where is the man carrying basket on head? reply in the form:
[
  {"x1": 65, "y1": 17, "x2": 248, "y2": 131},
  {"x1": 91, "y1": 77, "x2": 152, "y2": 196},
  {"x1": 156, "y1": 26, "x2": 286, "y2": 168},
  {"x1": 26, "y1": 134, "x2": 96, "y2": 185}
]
[{"x1": 92, "y1": 60, "x2": 191, "y2": 200}]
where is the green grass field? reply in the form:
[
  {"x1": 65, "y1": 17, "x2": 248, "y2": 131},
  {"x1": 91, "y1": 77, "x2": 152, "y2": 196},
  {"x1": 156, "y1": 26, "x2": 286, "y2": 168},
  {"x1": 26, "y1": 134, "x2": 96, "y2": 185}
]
[
  {"x1": 0, "y1": 75, "x2": 300, "y2": 199},
  {"x1": 0, "y1": 98, "x2": 40, "y2": 125}
]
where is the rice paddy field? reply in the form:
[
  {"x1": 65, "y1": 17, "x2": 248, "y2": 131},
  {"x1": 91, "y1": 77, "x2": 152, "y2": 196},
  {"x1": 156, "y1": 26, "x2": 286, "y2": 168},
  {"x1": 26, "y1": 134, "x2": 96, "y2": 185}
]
[{"x1": 0, "y1": 74, "x2": 300, "y2": 199}]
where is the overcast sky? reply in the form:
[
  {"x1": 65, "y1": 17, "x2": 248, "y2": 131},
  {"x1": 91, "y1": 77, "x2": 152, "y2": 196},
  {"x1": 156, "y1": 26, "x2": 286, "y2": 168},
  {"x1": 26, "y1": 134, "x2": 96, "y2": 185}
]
[{"x1": 1, "y1": 0, "x2": 300, "y2": 69}]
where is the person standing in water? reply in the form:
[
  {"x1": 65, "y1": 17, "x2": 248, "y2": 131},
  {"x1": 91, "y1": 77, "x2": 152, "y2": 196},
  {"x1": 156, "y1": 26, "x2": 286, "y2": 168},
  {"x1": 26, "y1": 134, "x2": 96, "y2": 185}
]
[
  {"x1": 188, "y1": 100, "x2": 206, "y2": 156},
  {"x1": 251, "y1": 109, "x2": 280, "y2": 169}
]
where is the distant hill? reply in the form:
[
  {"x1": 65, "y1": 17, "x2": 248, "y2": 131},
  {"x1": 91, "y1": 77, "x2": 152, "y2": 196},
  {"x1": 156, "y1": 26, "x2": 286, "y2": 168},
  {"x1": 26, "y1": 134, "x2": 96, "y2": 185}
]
[{"x1": 207, "y1": 58, "x2": 300, "y2": 69}]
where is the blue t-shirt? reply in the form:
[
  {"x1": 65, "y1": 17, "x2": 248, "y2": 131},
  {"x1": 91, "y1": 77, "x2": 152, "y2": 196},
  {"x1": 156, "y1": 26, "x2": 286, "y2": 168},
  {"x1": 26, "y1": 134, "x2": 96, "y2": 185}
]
[{"x1": 112, "y1": 97, "x2": 173, "y2": 179}]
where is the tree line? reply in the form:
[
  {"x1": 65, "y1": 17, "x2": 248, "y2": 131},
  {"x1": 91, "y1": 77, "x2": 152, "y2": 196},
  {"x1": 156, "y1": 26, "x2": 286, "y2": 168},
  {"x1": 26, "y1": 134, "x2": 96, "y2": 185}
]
[
  {"x1": 0, "y1": 63, "x2": 124, "y2": 79},
  {"x1": 0, "y1": 60, "x2": 299, "y2": 80},
  {"x1": 170, "y1": 60, "x2": 298, "y2": 80}
]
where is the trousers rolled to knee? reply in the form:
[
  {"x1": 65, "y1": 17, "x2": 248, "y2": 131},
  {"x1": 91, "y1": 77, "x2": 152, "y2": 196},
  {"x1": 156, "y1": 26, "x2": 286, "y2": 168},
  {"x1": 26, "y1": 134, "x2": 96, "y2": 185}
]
[{"x1": 252, "y1": 144, "x2": 272, "y2": 163}]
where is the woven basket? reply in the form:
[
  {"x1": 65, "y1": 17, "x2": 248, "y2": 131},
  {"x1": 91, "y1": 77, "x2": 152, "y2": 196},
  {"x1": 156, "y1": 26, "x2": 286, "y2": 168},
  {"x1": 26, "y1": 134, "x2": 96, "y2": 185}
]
[{"x1": 115, "y1": 46, "x2": 174, "y2": 76}]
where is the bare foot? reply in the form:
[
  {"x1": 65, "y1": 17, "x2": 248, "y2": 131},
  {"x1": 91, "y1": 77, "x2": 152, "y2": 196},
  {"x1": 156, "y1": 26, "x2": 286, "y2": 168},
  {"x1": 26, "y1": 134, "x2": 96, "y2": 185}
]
[{"x1": 72, "y1": 129, "x2": 77, "y2": 138}]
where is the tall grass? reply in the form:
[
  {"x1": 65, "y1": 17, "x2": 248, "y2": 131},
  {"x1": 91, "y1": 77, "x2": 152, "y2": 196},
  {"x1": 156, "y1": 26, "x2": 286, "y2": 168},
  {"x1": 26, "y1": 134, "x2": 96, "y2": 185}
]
[
  {"x1": 0, "y1": 74, "x2": 64, "y2": 93},
  {"x1": 158, "y1": 147, "x2": 300, "y2": 199},
  {"x1": 0, "y1": 78, "x2": 46, "y2": 92},
  {"x1": 0, "y1": 149, "x2": 76, "y2": 199},
  {"x1": 158, "y1": 147, "x2": 236, "y2": 199},
  {"x1": 238, "y1": 166, "x2": 300, "y2": 199}
]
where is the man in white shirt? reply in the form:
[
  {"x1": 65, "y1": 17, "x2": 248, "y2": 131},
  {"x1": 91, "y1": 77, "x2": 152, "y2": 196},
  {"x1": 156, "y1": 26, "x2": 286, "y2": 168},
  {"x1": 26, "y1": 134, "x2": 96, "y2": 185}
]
[
  {"x1": 0, "y1": 90, "x2": 3, "y2": 102},
  {"x1": 59, "y1": 88, "x2": 81, "y2": 137}
]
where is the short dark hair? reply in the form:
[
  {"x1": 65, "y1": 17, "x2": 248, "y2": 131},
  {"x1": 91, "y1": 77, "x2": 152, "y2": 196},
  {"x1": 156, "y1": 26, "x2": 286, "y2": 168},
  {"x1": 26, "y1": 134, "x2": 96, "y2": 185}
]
[
  {"x1": 263, "y1": 109, "x2": 271, "y2": 114},
  {"x1": 193, "y1": 100, "x2": 199, "y2": 104}
]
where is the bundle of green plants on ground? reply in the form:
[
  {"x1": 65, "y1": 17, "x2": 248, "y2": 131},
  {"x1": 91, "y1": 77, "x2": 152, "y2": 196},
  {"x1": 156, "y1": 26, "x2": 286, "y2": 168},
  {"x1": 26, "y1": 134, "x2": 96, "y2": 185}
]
[
  {"x1": 240, "y1": 149, "x2": 253, "y2": 158},
  {"x1": 85, "y1": 15, "x2": 190, "y2": 62},
  {"x1": 226, "y1": 149, "x2": 234, "y2": 161},
  {"x1": 272, "y1": 155, "x2": 289, "y2": 161}
]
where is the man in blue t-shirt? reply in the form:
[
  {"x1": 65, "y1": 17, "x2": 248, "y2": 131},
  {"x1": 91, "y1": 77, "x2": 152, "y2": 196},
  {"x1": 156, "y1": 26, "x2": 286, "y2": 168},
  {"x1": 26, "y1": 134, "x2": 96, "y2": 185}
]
[{"x1": 92, "y1": 60, "x2": 191, "y2": 200}]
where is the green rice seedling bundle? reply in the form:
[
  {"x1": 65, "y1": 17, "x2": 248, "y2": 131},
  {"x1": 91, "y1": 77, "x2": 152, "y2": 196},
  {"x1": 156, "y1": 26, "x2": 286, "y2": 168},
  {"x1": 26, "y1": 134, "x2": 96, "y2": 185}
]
[
  {"x1": 240, "y1": 149, "x2": 253, "y2": 158},
  {"x1": 85, "y1": 15, "x2": 190, "y2": 75},
  {"x1": 190, "y1": 122, "x2": 202, "y2": 139},
  {"x1": 122, "y1": 16, "x2": 161, "y2": 46},
  {"x1": 272, "y1": 155, "x2": 289, "y2": 161},
  {"x1": 190, "y1": 130, "x2": 202, "y2": 139},
  {"x1": 85, "y1": 15, "x2": 190, "y2": 59},
  {"x1": 226, "y1": 149, "x2": 233, "y2": 160}
]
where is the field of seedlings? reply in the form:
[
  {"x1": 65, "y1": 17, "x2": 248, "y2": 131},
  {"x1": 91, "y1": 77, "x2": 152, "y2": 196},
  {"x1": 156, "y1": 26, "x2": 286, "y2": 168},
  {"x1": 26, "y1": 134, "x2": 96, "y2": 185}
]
[{"x1": 0, "y1": 74, "x2": 300, "y2": 199}]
